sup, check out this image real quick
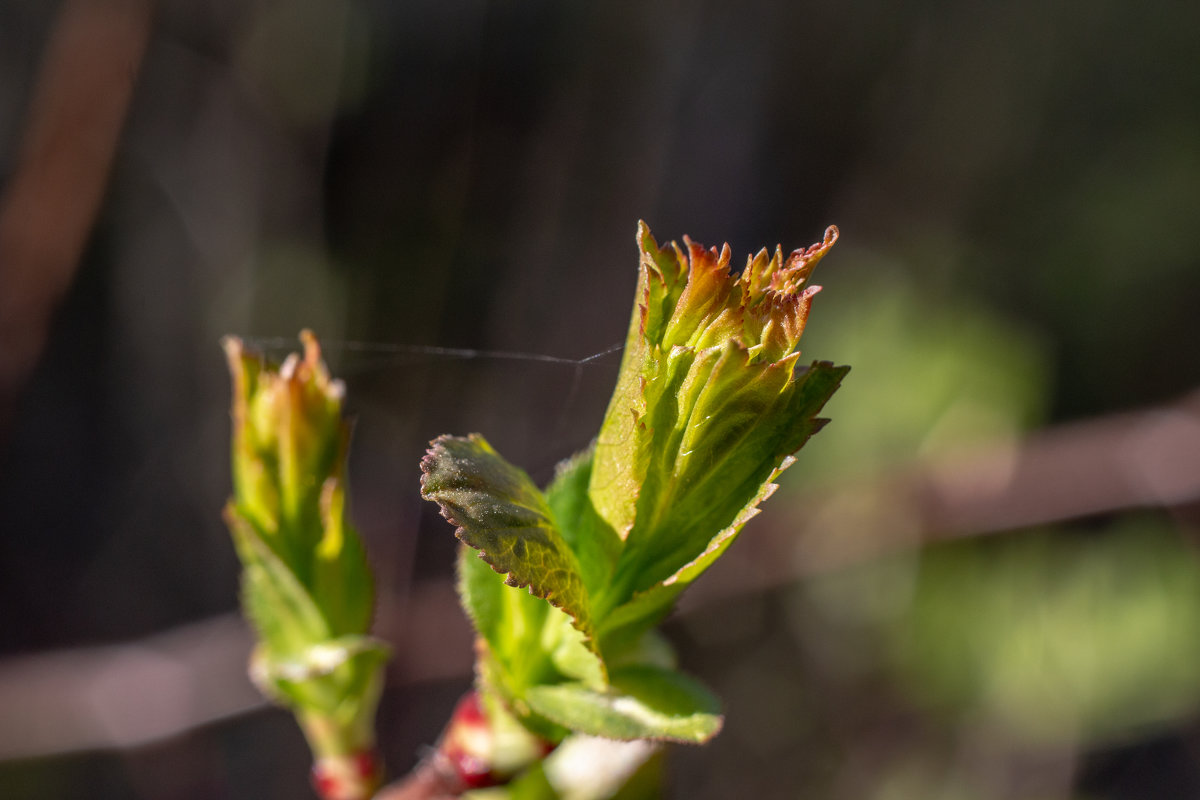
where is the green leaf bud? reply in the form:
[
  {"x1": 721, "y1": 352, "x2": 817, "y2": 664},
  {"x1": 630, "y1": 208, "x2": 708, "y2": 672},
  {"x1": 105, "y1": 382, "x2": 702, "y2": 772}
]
[{"x1": 590, "y1": 224, "x2": 847, "y2": 603}]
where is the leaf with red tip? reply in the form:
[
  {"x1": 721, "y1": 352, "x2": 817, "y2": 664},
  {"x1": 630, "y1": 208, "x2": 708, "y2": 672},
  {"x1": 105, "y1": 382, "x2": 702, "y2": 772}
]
[{"x1": 589, "y1": 225, "x2": 848, "y2": 611}]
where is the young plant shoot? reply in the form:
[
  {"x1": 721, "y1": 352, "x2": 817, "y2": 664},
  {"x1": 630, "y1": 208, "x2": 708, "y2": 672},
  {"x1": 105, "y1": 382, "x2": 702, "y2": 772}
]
[
  {"x1": 420, "y1": 223, "x2": 849, "y2": 790},
  {"x1": 223, "y1": 332, "x2": 388, "y2": 800}
]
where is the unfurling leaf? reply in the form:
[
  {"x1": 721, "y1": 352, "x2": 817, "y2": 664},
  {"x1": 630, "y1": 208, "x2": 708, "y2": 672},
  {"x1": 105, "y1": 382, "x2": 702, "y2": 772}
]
[
  {"x1": 421, "y1": 434, "x2": 598, "y2": 649},
  {"x1": 590, "y1": 224, "x2": 847, "y2": 609}
]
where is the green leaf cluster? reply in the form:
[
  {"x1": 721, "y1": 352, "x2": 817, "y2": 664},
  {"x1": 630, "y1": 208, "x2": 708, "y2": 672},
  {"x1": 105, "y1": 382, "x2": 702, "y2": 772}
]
[
  {"x1": 422, "y1": 224, "x2": 848, "y2": 749},
  {"x1": 223, "y1": 332, "x2": 387, "y2": 762}
]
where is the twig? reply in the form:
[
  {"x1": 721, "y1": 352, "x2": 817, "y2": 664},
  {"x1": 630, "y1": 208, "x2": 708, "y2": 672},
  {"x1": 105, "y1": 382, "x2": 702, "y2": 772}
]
[
  {"x1": 716, "y1": 386, "x2": 1200, "y2": 598},
  {"x1": 0, "y1": 582, "x2": 471, "y2": 760}
]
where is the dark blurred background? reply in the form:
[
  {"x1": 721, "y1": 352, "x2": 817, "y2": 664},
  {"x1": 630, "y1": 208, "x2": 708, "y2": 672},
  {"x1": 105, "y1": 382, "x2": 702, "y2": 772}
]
[{"x1": 2, "y1": 0, "x2": 1200, "y2": 798}]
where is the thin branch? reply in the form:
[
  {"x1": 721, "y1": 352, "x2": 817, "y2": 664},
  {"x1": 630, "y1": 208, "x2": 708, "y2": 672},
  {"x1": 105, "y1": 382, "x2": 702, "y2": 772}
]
[
  {"x1": 705, "y1": 387, "x2": 1200, "y2": 600},
  {"x1": 0, "y1": 613, "x2": 261, "y2": 760},
  {"x1": 0, "y1": 582, "x2": 471, "y2": 761}
]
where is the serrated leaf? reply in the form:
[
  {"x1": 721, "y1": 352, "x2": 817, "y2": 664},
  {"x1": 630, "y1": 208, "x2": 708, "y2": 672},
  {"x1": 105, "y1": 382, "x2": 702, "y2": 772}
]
[
  {"x1": 460, "y1": 548, "x2": 609, "y2": 693},
  {"x1": 461, "y1": 544, "x2": 605, "y2": 696},
  {"x1": 607, "y1": 358, "x2": 848, "y2": 604},
  {"x1": 458, "y1": 542, "x2": 537, "y2": 654},
  {"x1": 423, "y1": 434, "x2": 598, "y2": 653},
  {"x1": 457, "y1": 466, "x2": 611, "y2": 692},
  {"x1": 525, "y1": 665, "x2": 722, "y2": 744},
  {"x1": 599, "y1": 479, "x2": 778, "y2": 654}
]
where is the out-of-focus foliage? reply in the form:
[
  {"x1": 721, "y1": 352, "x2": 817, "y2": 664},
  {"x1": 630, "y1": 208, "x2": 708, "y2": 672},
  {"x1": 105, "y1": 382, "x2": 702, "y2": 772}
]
[
  {"x1": 790, "y1": 276, "x2": 1049, "y2": 484},
  {"x1": 892, "y1": 521, "x2": 1200, "y2": 744},
  {"x1": 776, "y1": 518, "x2": 1200, "y2": 800}
]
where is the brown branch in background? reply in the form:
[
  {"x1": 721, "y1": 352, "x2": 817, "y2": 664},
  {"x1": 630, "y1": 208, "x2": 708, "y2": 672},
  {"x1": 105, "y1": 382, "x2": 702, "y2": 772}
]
[
  {"x1": 0, "y1": 0, "x2": 155, "y2": 432},
  {"x1": 701, "y1": 387, "x2": 1200, "y2": 601},
  {"x1": 0, "y1": 581, "x2": 471, "y2": 761},
  {"x1": 0, "y1": 613, "x2": 264, "y2": 758},
  {"x1": 2, "y1": 390, "x2": 1200, "y2": 763}
]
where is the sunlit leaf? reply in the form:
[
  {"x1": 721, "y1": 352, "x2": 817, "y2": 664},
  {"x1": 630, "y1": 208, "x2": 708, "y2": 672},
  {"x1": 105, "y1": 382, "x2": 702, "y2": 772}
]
[
  {"x1": 423, "y1": 434, "x2": 599, "y2": 660},
  {"x1": 525, "y1": 665, "x2": 722, "y2": 744}
]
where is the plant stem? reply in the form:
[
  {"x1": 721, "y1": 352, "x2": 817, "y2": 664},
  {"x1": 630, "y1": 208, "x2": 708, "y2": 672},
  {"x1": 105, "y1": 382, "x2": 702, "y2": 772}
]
[{"x1": 301, "y1": 712, "x2": 382, "y2": 800}]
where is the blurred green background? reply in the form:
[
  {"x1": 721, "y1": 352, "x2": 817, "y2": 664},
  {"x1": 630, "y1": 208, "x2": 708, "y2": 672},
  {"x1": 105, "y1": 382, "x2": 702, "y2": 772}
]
[{"x1": 1, "y1": 0, "x2": 1199, "y2": 798}]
